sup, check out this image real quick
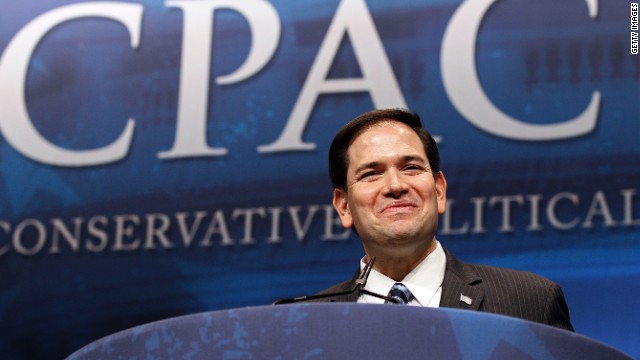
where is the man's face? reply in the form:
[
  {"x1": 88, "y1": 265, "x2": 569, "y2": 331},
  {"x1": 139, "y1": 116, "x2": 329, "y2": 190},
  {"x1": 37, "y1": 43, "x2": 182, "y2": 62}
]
[{"x1": 333, "y1": 121, "x2": 447, "y2": 258}]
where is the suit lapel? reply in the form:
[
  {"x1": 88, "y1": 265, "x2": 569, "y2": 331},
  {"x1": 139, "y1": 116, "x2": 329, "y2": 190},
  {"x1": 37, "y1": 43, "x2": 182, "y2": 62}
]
[
  {"x1": 439, "y1": 249, "x2": 484, "y2": 311},
  {"x1": 335, "y1": 250, "x2": 485, "y2": 307},
  {"x1": 327, "y1": 269, "x2": 361, "y2": 302}
]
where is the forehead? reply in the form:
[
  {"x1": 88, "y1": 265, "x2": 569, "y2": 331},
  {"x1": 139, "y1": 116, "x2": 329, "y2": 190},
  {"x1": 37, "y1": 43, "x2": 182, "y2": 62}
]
[{"x1": 347, "y1": 121, "x2": 426, "y2": 163}]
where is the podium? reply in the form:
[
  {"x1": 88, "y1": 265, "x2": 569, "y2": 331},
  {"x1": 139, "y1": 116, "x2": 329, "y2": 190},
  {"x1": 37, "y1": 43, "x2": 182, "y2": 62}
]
[{"x1": 67, "y1": 303, "x2": 632, "y2": 359}]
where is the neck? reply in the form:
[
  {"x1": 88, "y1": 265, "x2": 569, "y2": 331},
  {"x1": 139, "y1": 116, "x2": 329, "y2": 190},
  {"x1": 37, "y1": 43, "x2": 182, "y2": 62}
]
[{"x1": 366, "y1": 239, "x2": 437, "y2": 281}]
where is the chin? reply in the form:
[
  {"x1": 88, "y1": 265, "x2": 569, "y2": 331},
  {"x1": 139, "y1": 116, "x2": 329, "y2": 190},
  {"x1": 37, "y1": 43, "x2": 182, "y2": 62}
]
[{"x1": 384, "y1": 228, "x2": 423, "y2": 242}]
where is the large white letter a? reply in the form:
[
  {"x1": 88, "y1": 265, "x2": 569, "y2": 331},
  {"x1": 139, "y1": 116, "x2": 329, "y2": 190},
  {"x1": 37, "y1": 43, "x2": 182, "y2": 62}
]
[{"x1": 259, "y1": 0, "x2": 406, "y2": 153}]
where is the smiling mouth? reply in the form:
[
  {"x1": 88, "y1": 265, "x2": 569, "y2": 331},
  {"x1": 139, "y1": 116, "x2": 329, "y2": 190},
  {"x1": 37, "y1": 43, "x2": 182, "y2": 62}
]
[{"x1": 381, "y1": 203, "x2": 415, "y2": 214}]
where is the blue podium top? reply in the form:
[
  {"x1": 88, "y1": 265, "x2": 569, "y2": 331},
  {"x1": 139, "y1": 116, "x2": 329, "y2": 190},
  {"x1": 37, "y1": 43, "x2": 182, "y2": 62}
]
[{"x1": 67, "y1": 303, "x2": 632, "y2": 359}]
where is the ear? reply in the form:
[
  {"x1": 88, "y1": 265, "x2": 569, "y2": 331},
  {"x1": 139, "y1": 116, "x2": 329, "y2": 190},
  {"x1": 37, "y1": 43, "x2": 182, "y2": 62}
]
[
  {"x1": 435, "y1": 171, "x2": 447, "y2": 215},
  {"x1": 332, "y1": 188, "x2": 353, "y2": 228}
]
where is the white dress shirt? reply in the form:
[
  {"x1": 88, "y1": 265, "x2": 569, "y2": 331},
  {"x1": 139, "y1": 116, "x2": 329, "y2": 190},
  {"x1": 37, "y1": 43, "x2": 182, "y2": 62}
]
[{"x1": 357, "y1": 240, "x2": 446, "y2": 307}]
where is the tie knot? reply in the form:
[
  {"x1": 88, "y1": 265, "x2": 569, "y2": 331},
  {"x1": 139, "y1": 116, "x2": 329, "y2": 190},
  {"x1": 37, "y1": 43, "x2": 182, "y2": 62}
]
[{"x1": 388, "y1": 282, "x2": 412, "y2": 305}]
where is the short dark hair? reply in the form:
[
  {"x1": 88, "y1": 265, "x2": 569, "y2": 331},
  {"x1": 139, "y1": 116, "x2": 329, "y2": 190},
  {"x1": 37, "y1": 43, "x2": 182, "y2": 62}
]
[{"x1": 328, "y1": 108, "x2": 441, "y2": 191}]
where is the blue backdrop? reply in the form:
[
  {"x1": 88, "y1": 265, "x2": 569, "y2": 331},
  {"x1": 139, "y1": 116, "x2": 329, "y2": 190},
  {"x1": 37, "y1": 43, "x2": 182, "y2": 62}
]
[{"x1": 0, "y1": 0, "x2": 638, "y2": 359}]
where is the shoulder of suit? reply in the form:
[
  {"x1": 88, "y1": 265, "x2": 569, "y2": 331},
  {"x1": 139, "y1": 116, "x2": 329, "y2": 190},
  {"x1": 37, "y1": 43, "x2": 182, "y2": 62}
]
[
  {"x1": 443, "y1": 247, "x2": 560, "y2": 289},
  {"x1": 466, "y1": 262, "x2": 560, "y2": 289}
]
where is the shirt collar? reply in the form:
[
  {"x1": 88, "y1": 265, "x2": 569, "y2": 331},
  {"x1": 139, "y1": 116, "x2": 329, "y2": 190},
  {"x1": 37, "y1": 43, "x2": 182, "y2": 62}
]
[{"x1": 359, "y1": 240, "x2": 446, "y2": 306}]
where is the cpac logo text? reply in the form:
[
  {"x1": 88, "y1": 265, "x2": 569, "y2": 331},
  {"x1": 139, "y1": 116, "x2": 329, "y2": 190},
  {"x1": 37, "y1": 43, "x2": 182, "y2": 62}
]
[{"x1": 0, "y1": 0, "x2": 601, "y2": 166}]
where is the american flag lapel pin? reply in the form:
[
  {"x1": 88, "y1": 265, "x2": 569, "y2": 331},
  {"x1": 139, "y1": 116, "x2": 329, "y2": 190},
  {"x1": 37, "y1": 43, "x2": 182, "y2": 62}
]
[{"x1": 460, "y1": 294, "x2": 472, "y2": 305}]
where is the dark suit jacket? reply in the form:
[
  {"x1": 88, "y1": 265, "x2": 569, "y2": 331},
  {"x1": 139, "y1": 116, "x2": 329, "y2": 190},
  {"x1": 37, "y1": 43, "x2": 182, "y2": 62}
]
[{"x1": 314, "y1": 248, "x2": 574, "y2": 331}]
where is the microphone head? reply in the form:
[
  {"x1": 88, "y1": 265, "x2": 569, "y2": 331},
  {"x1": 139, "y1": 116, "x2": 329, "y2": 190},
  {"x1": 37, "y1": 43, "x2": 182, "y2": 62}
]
[{"x1": 355, "y1": 256, "x2": 376, "y2": 288}]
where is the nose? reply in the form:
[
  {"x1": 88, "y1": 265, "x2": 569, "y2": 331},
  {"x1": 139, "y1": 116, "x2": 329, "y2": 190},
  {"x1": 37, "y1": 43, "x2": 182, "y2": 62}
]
[{"x1": 383, "y1": 169, "x2": 408, "y2": 197}]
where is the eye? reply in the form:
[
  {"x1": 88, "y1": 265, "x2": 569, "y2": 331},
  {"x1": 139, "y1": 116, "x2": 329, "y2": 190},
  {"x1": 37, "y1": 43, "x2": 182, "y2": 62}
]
[
  {"x1": 403, "y1": 164, "x2": 426, "y2": 174},
  {"x1": 358, "y1": 170, "x2": 381, "y2": 182}
]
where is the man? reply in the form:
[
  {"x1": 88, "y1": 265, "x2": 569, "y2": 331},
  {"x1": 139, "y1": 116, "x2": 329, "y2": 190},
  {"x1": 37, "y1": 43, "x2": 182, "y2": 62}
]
[{"x1": 316, "y1": 108, "x2": 573, "y2": 331}]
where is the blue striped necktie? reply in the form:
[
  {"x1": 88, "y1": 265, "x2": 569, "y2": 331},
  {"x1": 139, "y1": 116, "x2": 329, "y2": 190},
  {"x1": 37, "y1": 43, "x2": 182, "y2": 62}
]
[{"x1": 388, "y1": 282, "x2": 413, "y2": 305}]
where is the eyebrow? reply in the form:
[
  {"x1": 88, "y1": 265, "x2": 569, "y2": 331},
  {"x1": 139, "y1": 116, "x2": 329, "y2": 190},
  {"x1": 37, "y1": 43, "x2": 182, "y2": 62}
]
[{"x1": 353, "y1": 155, "x2": 428, "y2": 175}]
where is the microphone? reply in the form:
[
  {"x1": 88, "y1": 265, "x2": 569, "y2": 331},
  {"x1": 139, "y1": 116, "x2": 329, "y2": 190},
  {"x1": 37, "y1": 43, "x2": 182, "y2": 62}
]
[{"x1": 272, "y1": 256, "x2": 401, "y2": 305}]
